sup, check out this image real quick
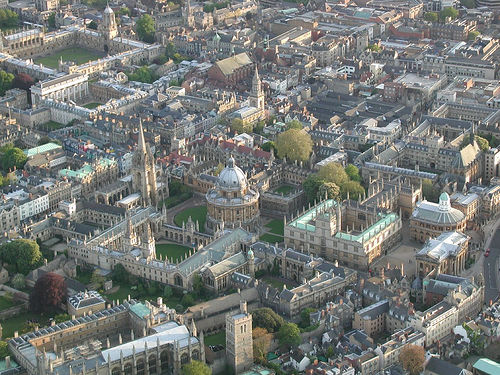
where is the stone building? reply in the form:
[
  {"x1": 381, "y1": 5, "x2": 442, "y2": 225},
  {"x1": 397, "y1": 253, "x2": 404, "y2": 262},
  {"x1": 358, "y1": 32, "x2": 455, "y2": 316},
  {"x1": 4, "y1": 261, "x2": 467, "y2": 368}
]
[
  {"x1": 9, "y1": 299, "x2": 204, "y2": 375},
  {"x1": 206, "y1": 156, "x2": 260, "y2": 234},
  {"x1": 226, "y1": 301, "x2": 254, "y2": 374},
  {"x1": 410, "y1": 192, "x2": 467, "y2": 243},
  {"x1": 416, "y1": 231, "x2": 469, "y2": 278},
  {"x1": 284, "y1": 199, "x2": 402, "y2": 271}
]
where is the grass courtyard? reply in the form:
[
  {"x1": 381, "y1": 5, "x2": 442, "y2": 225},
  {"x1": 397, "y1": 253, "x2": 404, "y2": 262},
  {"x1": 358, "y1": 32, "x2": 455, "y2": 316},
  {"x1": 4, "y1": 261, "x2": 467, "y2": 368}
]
[
  {"x1": 0, "y1": 295, "x2": 21, "y2": 311},
  {"x1": 0, "y1": 312, "x2": 52, "y2": 339},
  {"x1": 83, "y1": 102, "x2": 102, "y2": 109},
  {"x1": 274, "y1": 184, "x2": 295, "y2": 195},
  {"x1": 259, "y1": 275, "x2": 287, "y2": 290},
  {"x1": 259, "y1": 233, "x2": 284, "y2": 244},
  {"x1": 266, "y1": 219, "x2": 284, "y2": 236},
  {"x1": 155, "y1": 243, "x2": 192, "y2": 263},
  {"x1": 34, "y1": 47, "x2": 105, "y2": 69},
  {"x1": 174, "y1": 206, "x2": 207, "y2": 233},
  {"x1": 204, "y1": 331, "x2": 226, "y2": 347}
]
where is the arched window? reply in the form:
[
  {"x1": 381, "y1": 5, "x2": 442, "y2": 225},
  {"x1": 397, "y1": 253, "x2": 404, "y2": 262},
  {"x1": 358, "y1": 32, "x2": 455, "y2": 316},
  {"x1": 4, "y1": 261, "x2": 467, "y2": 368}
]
[
  {"x1": 111, "y1": 367, "x2": 120, "y2": 375},
  {"x1": 192, "y1": 350, "x2": 200, "y2": 360},
  {"x1": 136, "y1": 359, "x2": 145, "y2": 375},
  {"x1": 124, "y1": 363, "x2": 133, "y2": 375},
  {"x1": 181, "y1": 353, "x2": 189, "y2": 365},
  {"x1": 149, "y1": 355, "x2": 157, "y2": 373},
  {"x1": 160, "y1": 351, "x2": 169, "y2": 371}
]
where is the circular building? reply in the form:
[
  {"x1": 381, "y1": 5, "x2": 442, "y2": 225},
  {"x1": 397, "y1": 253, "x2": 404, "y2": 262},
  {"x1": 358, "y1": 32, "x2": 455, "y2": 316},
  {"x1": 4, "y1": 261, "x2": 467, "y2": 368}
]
[
  {"x1": 206, "y1": 156, "x2": 260, "y2": 233},
  {"x1": 410, "y1": 192, "x2": 466, "y2": 243}
]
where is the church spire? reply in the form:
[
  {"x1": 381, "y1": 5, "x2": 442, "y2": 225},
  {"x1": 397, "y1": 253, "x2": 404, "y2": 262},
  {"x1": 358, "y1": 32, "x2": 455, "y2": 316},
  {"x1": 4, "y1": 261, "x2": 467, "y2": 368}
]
[{"x1": 138, "y1": 119, "x2": 147, "y2": 154}]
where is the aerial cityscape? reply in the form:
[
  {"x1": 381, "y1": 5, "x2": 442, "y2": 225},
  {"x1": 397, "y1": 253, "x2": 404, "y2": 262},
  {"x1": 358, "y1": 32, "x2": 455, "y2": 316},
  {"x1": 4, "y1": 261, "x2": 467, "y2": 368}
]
[{"x1": 0, "y1": 0, "x2": 496, "y2": 374}]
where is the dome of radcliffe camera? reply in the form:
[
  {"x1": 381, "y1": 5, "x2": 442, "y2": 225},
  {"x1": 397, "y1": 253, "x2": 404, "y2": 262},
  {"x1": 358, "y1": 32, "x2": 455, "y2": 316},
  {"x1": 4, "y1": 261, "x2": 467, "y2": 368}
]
[{"x1": 216, "y1": 157, "x2": 248, "y2": 190}]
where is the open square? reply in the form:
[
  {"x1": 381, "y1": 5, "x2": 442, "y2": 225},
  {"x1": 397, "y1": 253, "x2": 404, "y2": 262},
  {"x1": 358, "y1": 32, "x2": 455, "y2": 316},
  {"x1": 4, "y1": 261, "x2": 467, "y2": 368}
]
[{"x1": 34, "y1": 47, "x2": 105, "y2": 69}]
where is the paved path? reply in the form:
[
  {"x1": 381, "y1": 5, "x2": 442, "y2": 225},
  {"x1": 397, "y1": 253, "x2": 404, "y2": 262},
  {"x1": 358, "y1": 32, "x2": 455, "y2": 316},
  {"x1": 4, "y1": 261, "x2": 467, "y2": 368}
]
[{"x1": 483, "y1": 215, "x2": 500, "y2": 304}]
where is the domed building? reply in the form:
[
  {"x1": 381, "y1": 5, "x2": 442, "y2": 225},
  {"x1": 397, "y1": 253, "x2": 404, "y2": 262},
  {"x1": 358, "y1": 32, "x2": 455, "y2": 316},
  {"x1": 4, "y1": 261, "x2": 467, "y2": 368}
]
[
  {"x1": 410, "y1": 192, "x2": 466, "y2": 243},
  {"x1": 206, "y1": 156, "x2": 260, "y2": 233}
]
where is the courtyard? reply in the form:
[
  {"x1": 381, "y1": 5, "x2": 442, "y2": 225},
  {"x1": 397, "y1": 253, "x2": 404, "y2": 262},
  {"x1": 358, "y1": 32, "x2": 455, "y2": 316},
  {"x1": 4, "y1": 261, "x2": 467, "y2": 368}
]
[
  {"x1": 174, "y1": 206, "x2": 207, "y2": 233},
  {"x1": 34, "y1": 47, "x2": 105, "y2": 69},
  {"x1": 274, "y1": 184, "x2": 296, "y2": 195},
  {"x1": 155, "y1": 243, "x2": 192, "y2": 263},
  {"x1": 259, "y1": 219, "x2": 285, "y2": 244}
]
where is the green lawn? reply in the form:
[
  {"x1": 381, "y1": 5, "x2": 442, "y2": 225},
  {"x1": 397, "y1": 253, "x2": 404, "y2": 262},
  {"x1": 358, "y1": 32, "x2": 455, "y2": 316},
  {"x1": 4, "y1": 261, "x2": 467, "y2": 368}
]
[
  {"x1": 259, "y1": 233, "x2": 284, "y2": 244},
  {"x1": 274, "y1": 184, "x2": 295, "y2": 195},
  {"x1": 83, "y1": 102, "x2": 102, "y2": 109},
  {"x1": 259, "y1": 275, "x2": 287, "y2": 290},
  {"x1": 265, "y1": 219, "x2": 284, "y2": 236},
  {"x1": 156, "y1": 243, "x2": 192, "y2": 263},
  {"x1": 205, "y1": 331, "x2": 226, "y2": 346},
  {"x1": 34, "y1": 47, "x2": 105, "y2": 69},
  {"x1": 75, "y1": 266, "x2": 93, "y2": 285},
  {"x1": 38, "y1": 120, "x2": 66, "y2": 131},
  {"x1": 174, "y1": 206, "x2": 207, "y2": 233},
  {"x1": 0, "y1": 296, "x2": 20, "y2": 311},
  {"x1": 105, "y1": 285, "x2": 135, "y2": 303},
  {"x1": 0, "y1": 312, "x2": 52, "y2": 339}
]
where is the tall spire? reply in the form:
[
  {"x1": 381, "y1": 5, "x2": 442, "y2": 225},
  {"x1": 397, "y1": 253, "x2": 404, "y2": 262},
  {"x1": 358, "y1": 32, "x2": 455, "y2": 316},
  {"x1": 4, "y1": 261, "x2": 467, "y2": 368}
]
[{"x1": 138, "y1": 118, "x2": 146, "y2": 154}]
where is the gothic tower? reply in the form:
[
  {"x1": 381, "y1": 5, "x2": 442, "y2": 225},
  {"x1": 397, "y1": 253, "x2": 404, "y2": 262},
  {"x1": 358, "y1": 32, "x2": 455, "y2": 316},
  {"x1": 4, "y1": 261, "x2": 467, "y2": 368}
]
[
  {"x1": 226, "y1": 300, "x2": 254, "y2": 374},
  {"x1": 100, "y1": 3, "x2": 118, "y2": 42},
  {"x1": 132, "y1": 120, "x2": 158, "y2": 207},
  {"x1": 182, "y1": 0, "x2": 194, "y2": 27},
  {"x1": 249, "y1": 66, "x2": 264, "y2": 111}
]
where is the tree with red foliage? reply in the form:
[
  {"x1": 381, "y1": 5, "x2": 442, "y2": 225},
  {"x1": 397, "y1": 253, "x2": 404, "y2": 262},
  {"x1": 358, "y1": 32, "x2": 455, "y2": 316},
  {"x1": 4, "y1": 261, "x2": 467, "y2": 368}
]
[
  {"x1": 13, "y1": 73, "x2": 34, "y2": 91},
  {"x1": 29, "y1": 272, "x2": 67, "y2": 313}
]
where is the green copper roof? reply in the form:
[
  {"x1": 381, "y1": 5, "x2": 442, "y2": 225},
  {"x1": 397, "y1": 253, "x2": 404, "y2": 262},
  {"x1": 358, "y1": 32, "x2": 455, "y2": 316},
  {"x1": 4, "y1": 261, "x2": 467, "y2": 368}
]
[
  {"x1": 288, "y1": 199, "x2": 337, "y2": 232},
  {"x1": 473, "y1": 358, "x2": 500, "y2": 374},
  {"x1": 130, "y1": 302, "x2": 151, "y2": 318},
  {"x1": 24, "y1": 142, "x2": 61, "y2": 157},
  {"x1": 336, "y1": 212, "x2": 398, "y2": 244},
  {"x1": 59, "y1": 158, "x2": 116, "y2": 180}
]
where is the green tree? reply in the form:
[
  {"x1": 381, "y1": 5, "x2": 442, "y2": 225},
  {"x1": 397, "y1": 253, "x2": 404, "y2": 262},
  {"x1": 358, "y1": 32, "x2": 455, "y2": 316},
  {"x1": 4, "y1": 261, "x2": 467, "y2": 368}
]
[
  {"x1": 421, "y1": 179, "x2": 440, "y2": 203},
  {"x1": 0, "y1": 70, "x2": 14, "y2": 96},
  {"x1": 253, "y1": 327, "x2": 272, "y2": 361},
  {"x1": 214, "y1": 163, "x2": 224, "y2": 176},
  {"x1": 88, "y1": 20, "x2": 98, "y2": 29},
  {"x1": 278, "y1": 322, "x2": 301, "y2": 348},
  {"x1": 342, "y1": 180, "x2": 365, "y2": 200},
  {"x1": 367, "y1": 44, "x2": 381, "y2": 52},
  {"x1": 261, "y1": 141, "x2": 275, "y2": 153},
  {"x1": 38, "y1": 136, "x2": 53, "y2": 146},
  {"x1": 439, "y1": 7, "x2": 459, "y2": 21},
  {"x1": 181, "y1": 293, "x2": 195, "y2": 308},
  {"x1": 229, "y1": 118, "x2": 252, "y2": 134},
  {"x1": 0, "y1": 239, "x2": 42, "y2": 275},
  {"x1": 254, "y1": 120, "x2": 265, "y2": 134},
  {"x1": 54, "y1": 313, "x2": 70, "y2": 323},
  {"x1": 136, "y1": 14, "x2": 155, "y2": 43},
  {"x1": 318, "y1": 182, "x2": 340, "y2": 201},
  {"x1": 126, "y1": 66, "x2": 158, "y2": 84},
  {"x1": 48, "y1": 12, "x2": 56, "y2": 28},
  {"x1": 317, "y1": 163, "x2": 349, "y2": 186},
  {"x1": 0, "y1": 145, "x2": 27, "y2": 172},
  {"x1": 181, "y1": 360, "x2": 211, "y2": 375},
  {"x1": 111, "y1": 263, "x2": 129, "y2": 283},
  {"x1": 0, "y1": 342, "x2": 8, "y2": 359},
  {"x1": 345, "y1": 164, "x2": 361, "y2": 182},
  {"x1": 252, "y1": 307, "x2": 284, "y2": 333},
  {"x1": 0, "y1": 9, "x2": 18, "y2": 29},
  {"x1": 163, "y1": 285, "x2": 173, "y2": 299},
  {"x1": 304, "y1": 174, "x2": 325, "y2": 203},
  {"x1": 286, "y1": 119, "x2": 303, "y2": 130},
  {"x1": 276, "y1": 129, "x2": 313, "y2": 162},
  {"x1": 468, "y1": 30, "x2": 480, "y2": 40},
  {"x1": 424, "y1": 12, "x2": 438, "y2": 22},
  {"x1": 119, "y1": 6, "x2": 130, "y2": 15},
  {"x1": 91, "y1": 270, "x2": 105, "y2": 288},
  {"x1": 11, "y1": 273, "x2": 25, "y2": 290},
  {"x1": 300, "y1": 307, "x2": 316, "y2": 328}
]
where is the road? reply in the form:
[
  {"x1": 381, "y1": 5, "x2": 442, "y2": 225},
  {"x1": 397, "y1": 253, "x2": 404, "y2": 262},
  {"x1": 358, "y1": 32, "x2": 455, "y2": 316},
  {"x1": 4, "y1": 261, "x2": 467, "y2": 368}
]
[{"x1": 484, "y1": 228, "x2": 500, "y2": 304}]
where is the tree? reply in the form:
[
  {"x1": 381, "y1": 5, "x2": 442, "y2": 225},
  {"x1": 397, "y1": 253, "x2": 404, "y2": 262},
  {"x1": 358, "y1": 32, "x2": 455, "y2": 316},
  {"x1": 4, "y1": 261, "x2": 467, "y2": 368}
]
[
  {"x1": 475, "y1": 135, "x2": 489, "y2": 151},
  {"x1": 54, "y1": 313, "x2": 70, "y2": 323},
  {"x1": 342, "y1": 180, "x2": 365, "y2": 200},
  {"x1": 29, "y1": 272, "x2": 66, "y2": 313},
  {"x1": 88, "y1": 20, "x2": 98, "y2": 29},
  {"x1": 253, "y1": 327, "x2": 272, "y2": 361},
  {"x1": 261, "y1": 141, "x2": 275, "y2": 153},
  {"x1": 439, "y1": 7, "x2": 458, "y2": 21},
  {"x1": 254, "y1": 120, "x2": 265, "y2": 134},
  {"x1": 318, "y1": 182, "x2": 340, "y2": 201},
  {"x1": 399, "y1": 345, "x2": 425, "y2": 375},
  {"x1": 136, "y1": 14, "x2": 155, "y2": 43},
  {"x1": 112, "y1": 263, "x2": 129, "y2": 283},
  {"x1": 0, "y1": 9, "x2": 18, "y2": 29},
  {"x1": 421, "y1": 179, "x2": 440, "y2": 203},
  {"x1": 276, "y1": 129, "x2": 312, "y2": 162},
  {"x1": 13, "y1": 72, "x2": 35, "y2": 91},
  {"x1": 11, "y1": 273, "x2": 25, "y2": 290},
  {"x1": 0, "y1": 342, "x2": 8, "y2": 359},
  {"x1": 181, "y1": 360, "x2": 211, "y2": 375},
  {"x1": 252, "y1": 307, "x2": 284, "y2": 333},
  {"x1": 300, "y1": 307, "x2": 316, "y2": 328},
  {"x1": 286, "y1": 120, "x2": 303, "y2": 130},
  {"x1": 0, "y1": 70, "x2": 14, "y2": 96},
  {"x1": 48, "y1": 12, "x2": 56, "y2": 28},
  {"x1": 0, "y1": 145, "x2": 27, "y2": 172},
  {"x1": 278, "y1": 322, "x2": 301, "y2": 348},
  {"x1": 304, "y1": 174, "x2": 325, "y2": 203},
  {"x1": 119, "y1": 6, "x2": 131, "y2": 15},
  {"x1": 163, "y1": 285, "x2": 173, "y2": 299},
  {"x1": 91, "y1": 270, "x2": 105, "y2": 288},
  {"x1": 229, "y1": 118, "x2": 252, "y2": 134},
  {"x1": 424, "y1": 12, "x2": 438, "y2": 22},
  {"x1": 468, "y1": 30, "x2": 480, "y2": 40},
  {"x1": 38, "y1": 136, "x2": 53, "y2": 146},
  {"x1": 181, "y1": 293, "x2": 195, "y2": 308},
  {"x1": 214, "y1": 163, "x2": 224, "y2": 176},
  {"x1": 345, "y1": 164, "x2": 361, "y2": 182},
  {"x1": 317, "y1": 163, "x2": 349, "y2": 187},
  {"x1": 0, "y1": 239, "x2": 42, "y2": 275},
  {"x1": 127, "y1": 66, "x2": 158, "y2": 84}
]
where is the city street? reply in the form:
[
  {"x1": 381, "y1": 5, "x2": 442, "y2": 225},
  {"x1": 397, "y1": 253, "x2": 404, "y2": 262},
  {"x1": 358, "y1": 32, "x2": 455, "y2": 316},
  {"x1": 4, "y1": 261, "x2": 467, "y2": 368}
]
[{"x1": 484, "y1": 228, "x2": 500, "y2": 304}]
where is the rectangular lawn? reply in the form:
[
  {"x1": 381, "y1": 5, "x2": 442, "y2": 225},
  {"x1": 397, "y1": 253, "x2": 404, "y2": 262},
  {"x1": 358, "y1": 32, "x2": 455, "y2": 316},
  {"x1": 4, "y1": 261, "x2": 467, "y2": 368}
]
[
  {"x1": 35, "y1": 47, "x2": 105, "y2": 69},
  {"x1": 174, "y1": 206, "x2": 207, "y2": 233},
  {"x1": 274, "y1": 184, "x2": 295, "y2": 195},
  {"x1": 156, "y1": 243, "x2": 192, "y2": 263},
  {"x1": 259, "y1": 233, "x2": 284, "y2": 244},
  {"x1": 204, "y1": 331, "x2": 226, "y2": 346},
  {"x1": 265, "y1": 219, "x2": 284, "y2": 236}
]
